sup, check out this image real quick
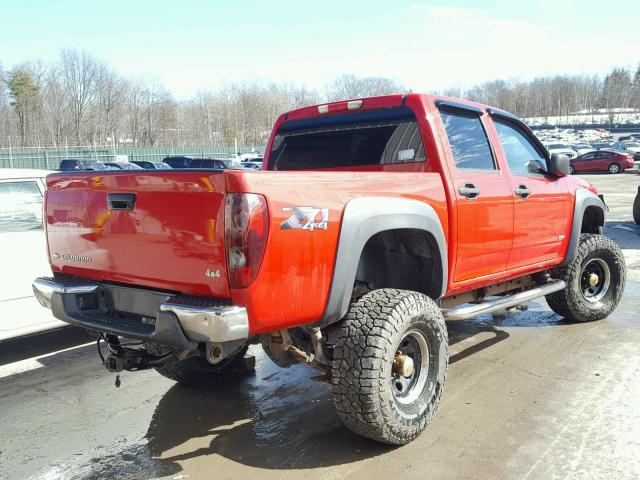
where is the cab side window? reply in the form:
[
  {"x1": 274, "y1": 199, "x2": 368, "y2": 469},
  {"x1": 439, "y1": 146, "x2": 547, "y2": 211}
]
[
  {"x1": 494, "y1": 119, "x2": 547, "y2": 175},
  {"x1": 440, "y1": 110, "x2": 496, "y2": 171}
]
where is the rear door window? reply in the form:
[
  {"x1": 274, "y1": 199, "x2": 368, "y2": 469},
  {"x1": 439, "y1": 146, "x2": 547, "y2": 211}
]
[
  {"x1": 268, "y1": 108, "x2": 426, "y2": 170},
  {"x1": 439, "y1": 110, "x2": 496, "y2": 171},
  {"x1": 0, "y1": 181, "x2": 43, "y2": 232}
]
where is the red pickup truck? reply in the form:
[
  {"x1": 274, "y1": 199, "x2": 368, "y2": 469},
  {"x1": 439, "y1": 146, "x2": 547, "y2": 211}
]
[{"x1": 33, "y1": 94, "x2": 626, "y2": 445}]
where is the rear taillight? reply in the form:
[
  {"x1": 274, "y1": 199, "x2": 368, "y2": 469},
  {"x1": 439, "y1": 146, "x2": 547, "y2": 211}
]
[{"x1": 224, "y1": 193, "x2": 269, "y2": 288}]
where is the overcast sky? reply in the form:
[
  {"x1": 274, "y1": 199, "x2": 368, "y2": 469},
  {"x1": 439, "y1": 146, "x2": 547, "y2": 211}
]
[{"x1": 2, "y1": 0, "x2": 639, "y2": 99}]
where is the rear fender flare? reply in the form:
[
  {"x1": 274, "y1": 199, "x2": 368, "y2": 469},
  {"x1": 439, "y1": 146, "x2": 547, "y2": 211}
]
[{"x1": 320, "y1": 197, "x2": 447, "y2": 327}]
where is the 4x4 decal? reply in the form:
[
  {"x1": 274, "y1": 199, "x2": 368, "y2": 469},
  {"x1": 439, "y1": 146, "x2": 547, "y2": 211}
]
[{"x1": 281, "y1": 206, "x2": 329, "y2": 231}]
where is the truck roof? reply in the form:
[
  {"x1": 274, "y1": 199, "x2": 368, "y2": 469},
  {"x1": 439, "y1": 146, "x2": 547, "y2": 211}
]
[{"x1": 280, "y1": 93, "x2": 501, "y2": 123}]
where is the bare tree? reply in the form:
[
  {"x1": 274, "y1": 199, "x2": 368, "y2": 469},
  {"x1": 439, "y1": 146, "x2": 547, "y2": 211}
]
[
  {"x1": 59, "y1": 49, "x2": 100, "y2": 143},
  {"x1": 326, "y1": 74, "x2": 404, "y2": 101}
]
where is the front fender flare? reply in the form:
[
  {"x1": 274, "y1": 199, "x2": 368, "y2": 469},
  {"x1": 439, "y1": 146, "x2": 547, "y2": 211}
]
[
  {"x1": 564, "y1": 188, "x2": 606, "y2": 265},
  {"x1": 319, "y1": 197, "x2": 447, "y2": 327}
]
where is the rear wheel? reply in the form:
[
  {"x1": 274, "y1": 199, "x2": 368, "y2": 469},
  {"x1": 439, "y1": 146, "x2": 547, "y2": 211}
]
[
  {"x1": 569, "y1": 165, "x2": 574, "y2": 174},
  {"x1": 546, "y1": 234, "x2": 625, "y2": 322},
  {"x1": 331, "y1": 289, "x2": 448, "y2": 445},
  {"x1": 154, "y1": 346, "x2": 248, "y2": 386},
  {"x1": 608, "y1": 163, "x2": 620, "y2": 174}
]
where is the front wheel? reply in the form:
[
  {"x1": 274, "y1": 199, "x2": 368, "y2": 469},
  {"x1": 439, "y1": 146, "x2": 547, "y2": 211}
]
[
  {"x1": 546, "y1": 234, "x2": 625, "y2": 322},
  {"x1": 569, "y1": 165, "x2": 574, "y2": 174},
  {"x1": 633, "y1": 190, "x2": 640, "y2": 224},
  {"x1": 331, "y1": 289, "x2": 448, "y2": 445},
  {"x1": 608, "y1": 163, "x2": 620, "y2": 174}
]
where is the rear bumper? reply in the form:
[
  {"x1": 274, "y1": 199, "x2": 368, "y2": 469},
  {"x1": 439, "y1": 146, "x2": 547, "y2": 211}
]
[{"x1": 32, "y1": 276, "x2": 249, "y2": 350}]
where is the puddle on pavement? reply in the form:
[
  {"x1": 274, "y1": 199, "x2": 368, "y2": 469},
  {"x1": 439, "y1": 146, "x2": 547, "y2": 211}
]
[{"x1": 142, "y1": 347, "x2": 389, "y2": 472}]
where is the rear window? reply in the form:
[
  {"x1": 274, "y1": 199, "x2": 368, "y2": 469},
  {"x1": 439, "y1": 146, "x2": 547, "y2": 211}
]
[{"x1": 268, "y1": 108, "x2": 426, "y2": 170}]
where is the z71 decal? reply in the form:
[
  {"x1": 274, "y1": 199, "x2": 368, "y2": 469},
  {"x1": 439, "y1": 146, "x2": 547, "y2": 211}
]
[{"x1": 281, "y1": 206, "x2": 329, "y2": 231}]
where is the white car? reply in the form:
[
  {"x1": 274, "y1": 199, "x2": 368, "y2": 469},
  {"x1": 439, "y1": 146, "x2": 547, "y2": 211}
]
[
  {"x1": 545, "y1": 143, "x2": 578, "y2": 159},
  {"x1": 0, "y1": 169, "x2": 68, "y2": 341},
  {"x1": 612, "y1": 142, "x2": 640, "y2": 154}
]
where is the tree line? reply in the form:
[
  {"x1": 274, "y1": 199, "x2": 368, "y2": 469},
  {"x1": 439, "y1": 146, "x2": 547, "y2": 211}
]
[
  {"x1": 444, "y1": 66, "x2": 640, "y2": 123},
  {"x1": 1, "y1": 49, "x2": 639, "y2": 149}
]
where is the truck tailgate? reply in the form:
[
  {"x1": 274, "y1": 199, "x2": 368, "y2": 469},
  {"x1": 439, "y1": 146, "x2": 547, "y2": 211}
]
[{"x1": 45, "y1": 171, "x2": 230, "y2": 298}]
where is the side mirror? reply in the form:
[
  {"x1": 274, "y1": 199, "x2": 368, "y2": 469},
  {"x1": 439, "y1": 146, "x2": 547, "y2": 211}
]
[{"x1": 549, "y1": 153, "x2": 570, "y2": 177}]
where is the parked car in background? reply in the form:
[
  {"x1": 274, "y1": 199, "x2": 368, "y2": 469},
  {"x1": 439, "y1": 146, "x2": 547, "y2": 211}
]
[
  {"x1": 591, "y1": 142, "x2": 614, "y2": 150},
  {"x1": 131, "y1": 160, "x2": 172, "y2": 169},
  {"x1": 59, "y1": 158, "x2": 111, "y2": 171},
  {"x1": 570, "y1": 150, "x2": 634, "y2": 174},
  {"x1": 243, "y1": 161, "x2": 263, "y2": 170},
  {"x1": 103, "y1": 162, "x2": 143, "y2": 170},
  {"x1": 545, "y1": 143, "x2": 578, "y2": 159},
  {"x1": 571, "y1": 144, "x2": 594, "y2": 155},
  {"x1": 0, "y1": 169, "x2": 68, "y2": 341},
  {"x1": 162, "y1": 156, "x2": 198, "y2": 168},
  {"x1": 611, "y1": 142, "x2": 640, "y2": 162},
  {"x1": 188, "y1": 158, "x2": 241, "y2": 169},
  {"x1": 239, "y1": 152, "x2": 263, "y2": 162}
]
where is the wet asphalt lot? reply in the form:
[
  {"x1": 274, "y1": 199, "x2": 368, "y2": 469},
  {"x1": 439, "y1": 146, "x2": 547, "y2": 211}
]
[{"x1": 1, "y1": 172, "x2": 639, "y2": 480}]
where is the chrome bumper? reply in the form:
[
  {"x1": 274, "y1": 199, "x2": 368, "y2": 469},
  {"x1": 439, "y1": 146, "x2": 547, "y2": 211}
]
[{"x1": 32, "y1": 276, "x2": 249, "y2": 348}]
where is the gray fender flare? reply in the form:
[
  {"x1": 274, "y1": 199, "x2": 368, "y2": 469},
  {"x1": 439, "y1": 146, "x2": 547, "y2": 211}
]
[
  {"x1": 564, "y1": 188, "x2": 606, "y2": 265},
  {"x1": 319, "y1": 197, "x2": 448, "y2": 327}
]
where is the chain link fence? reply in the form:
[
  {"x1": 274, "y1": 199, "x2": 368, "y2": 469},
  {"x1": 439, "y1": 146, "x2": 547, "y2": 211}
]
[{"x1": 0, "y1": 145, "x2": 263, "y2": 170}]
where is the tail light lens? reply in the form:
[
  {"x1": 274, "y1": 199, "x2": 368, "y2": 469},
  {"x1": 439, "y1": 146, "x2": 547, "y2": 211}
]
[{"x1": 224, "y1": 193, "x2": 269, "y2": 288}]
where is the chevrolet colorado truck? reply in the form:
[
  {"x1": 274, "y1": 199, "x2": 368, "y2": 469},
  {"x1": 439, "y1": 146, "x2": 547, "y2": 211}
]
[{"x1": 33, "y1": 94, "x2": 626, "y2": 445}]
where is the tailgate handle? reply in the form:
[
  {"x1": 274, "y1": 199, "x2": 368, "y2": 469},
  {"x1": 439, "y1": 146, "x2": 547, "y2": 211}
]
[{"x1": 108, "y1": 193, "x2": 136, "y2": 210}]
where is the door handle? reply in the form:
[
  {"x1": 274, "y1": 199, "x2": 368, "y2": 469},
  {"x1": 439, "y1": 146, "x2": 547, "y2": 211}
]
[
  {"x1": 514, "y1": 185, "x2": 531, "y2": 198},
  {"x1": 108, "y1": 193, "x2": 137, "y2": 210},
  {"x1": 459, "y1": 183, "x2": 480, "y2": 200}
]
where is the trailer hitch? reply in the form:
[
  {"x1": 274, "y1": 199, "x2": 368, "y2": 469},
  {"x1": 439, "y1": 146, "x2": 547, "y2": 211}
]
[
  {"x1": 97, "y1": 333, "x2": 174, "y2": 374},
  {"x1": 105, "y1": 350, "x2": 151, "y2": 373}
]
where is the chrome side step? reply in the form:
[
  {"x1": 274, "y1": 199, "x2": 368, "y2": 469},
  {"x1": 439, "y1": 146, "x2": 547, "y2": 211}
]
[{"x1": 441, "y1": 280, "x2": 566, "y2": 321}]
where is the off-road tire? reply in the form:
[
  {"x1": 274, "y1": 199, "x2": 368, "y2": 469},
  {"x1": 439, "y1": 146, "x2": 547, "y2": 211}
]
[
  {"x1": 633, "y1": 190, "x2": 640, "y2": 224},
  {"x1": 546, "y1": 234, "x2": 625, "y2": 322},
  {"x1": 154, "y1": 346, "x2": 248, "y2": 386},
  {"x1": 331, "y1": 289, "x2": 448, "y2": 445}
]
